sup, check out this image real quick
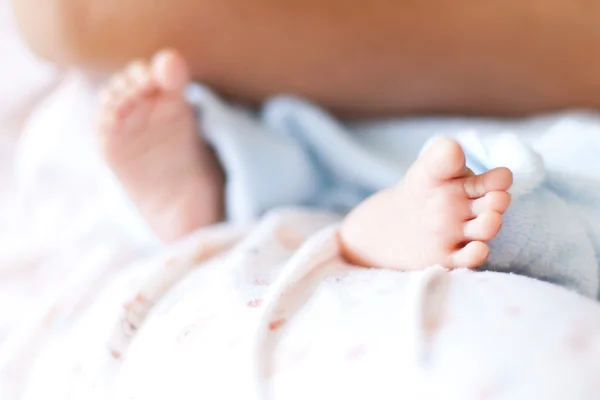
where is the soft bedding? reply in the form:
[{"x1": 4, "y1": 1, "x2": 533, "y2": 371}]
[
  {"x1": 189, "y1": 84, "x2": 600, "y2": 298},
  {"x1": 2, "y1": 1, "x2": 600, "y2": 398},
  {"x1": 3, "y1": 209, "x2": 600, "y2": 399}
]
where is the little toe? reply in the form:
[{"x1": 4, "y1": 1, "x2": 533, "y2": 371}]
[
  {"x1": 151, "y1": 49, "x2": 190, "y2": 92},
  {"x1": 449, "y1": 241, "x2": 489, "y2": 269},
  {"x1": 411, "y1": 138, "x2": 468, "y2": 182},
  {"x1": 464, "y1": 211, "x2": 503, "y2": 241},
  {"x1": 462, "y1": 167, "x2": 513, "y2": 199},
  {"x1": 471, "y1": 191, "x2": 511, "y2": 217}
]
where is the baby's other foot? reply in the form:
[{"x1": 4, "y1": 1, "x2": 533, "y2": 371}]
[
  {"x1": 339, "y1": 138, "x2": 513, "y2": 270},
  {"x1": 97, "y1": 49, "x2": 224, "y2": 242}
]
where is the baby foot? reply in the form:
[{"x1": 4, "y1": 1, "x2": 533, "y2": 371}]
[
  {"x1": 97, "y1": 49, "x2": 224, "y2": 242},
  {"x1": 339, "y1": 138, "x2": 513, "y2": 270}
]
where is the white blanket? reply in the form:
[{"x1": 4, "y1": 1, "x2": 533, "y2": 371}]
[{"x1": 3, "y1": 208, "x2": 600, "y2": 399}]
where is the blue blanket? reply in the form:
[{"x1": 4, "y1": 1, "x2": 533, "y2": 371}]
[{"x1": 188, "y1": 85, "x2": 600, "y2": 298}]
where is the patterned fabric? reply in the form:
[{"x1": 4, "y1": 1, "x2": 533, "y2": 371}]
[{"x1": 3, "y1": 209, "x2": 600, "y2": 399}]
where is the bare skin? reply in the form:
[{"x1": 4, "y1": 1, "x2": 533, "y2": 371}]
[
  {"x1": 339, "y1": 138, "x2": 513, "y2": 270},
  {"x1": 97, "y1": 50, "x2": 512, "y2": 266},
  {"x1": 11, "y1": 0, "x2": 600, "y2": 116},
  {"x1": 97, "y1": 50, "x2": 223, "y2": 242},
  {"x1": 97, "y1": 54, "x2": 512, "y2": 266}
]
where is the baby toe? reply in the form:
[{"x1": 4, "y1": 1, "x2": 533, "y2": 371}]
[
  {"x1": 464, "y1": 211, "x2": 503, "y2": 241},
  {"x1": 113, "y1": 76, "x2": 141, "y2": 116},
  {"x1": 487, "y1": 167, "x2": 513, "y2": 191},
  {"x1": 126, "y1": 60, "x2": 155, "y2": 94},
  {"x1": 415, "y1": 138, "x2": 468, "y2": 181},
  {"x1": 151, "y1": 49, "x2": 190, "y2": 92},
  {"x1": 448, "y1": 241, "x2": 489, "y2": 269},
  {"x1": 471, "y1": 191, "x2": 511, "y2": 217},
  {"x1": 462, "y1": 167, "x2": 513, "y2": 199}
]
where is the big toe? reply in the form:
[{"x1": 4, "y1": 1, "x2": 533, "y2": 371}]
[
  {"x1": 152, "y1": 49, "x2": 190, "y2": 92},
  {"x1": 410, "y1": 138, "x2": 468, "y2": 182}
]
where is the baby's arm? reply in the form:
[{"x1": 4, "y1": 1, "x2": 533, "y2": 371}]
[{"x1": 12, "y1": 0, "x2": 600, "y2": 116}]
